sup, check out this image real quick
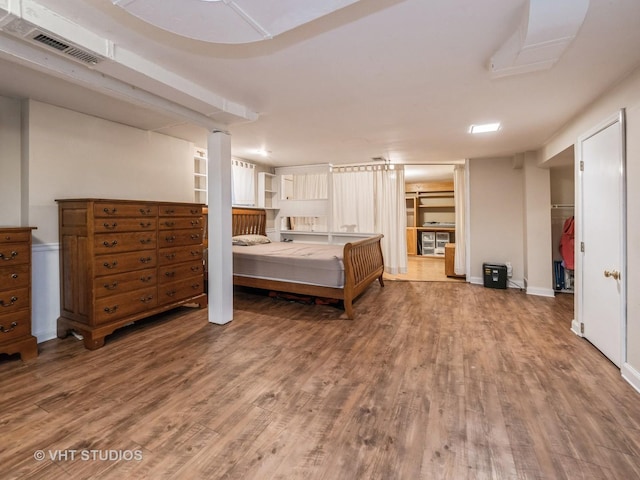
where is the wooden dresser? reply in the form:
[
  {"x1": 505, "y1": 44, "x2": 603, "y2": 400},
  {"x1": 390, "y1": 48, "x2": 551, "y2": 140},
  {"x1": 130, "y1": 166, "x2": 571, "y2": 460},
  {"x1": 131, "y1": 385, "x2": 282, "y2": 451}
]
[
  {"x1": 0, "y1": 227, "x2": 38, "y2": 361},
  {"x1": 56, "y1": 199, "x2": 207, "y2": 350}
]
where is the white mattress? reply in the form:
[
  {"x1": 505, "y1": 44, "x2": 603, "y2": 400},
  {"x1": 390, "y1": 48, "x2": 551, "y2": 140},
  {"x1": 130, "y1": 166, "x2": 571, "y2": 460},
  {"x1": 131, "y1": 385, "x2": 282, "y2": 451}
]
[{"x1": 233, "y1": 242, "x2": 345, "y2": 288}]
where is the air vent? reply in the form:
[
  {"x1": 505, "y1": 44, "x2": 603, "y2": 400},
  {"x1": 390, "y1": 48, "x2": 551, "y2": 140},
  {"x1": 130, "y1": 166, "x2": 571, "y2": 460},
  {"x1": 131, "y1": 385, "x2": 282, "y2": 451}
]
[{"x1": 30, "y1": 32, "x2": 103, "y2": 65}]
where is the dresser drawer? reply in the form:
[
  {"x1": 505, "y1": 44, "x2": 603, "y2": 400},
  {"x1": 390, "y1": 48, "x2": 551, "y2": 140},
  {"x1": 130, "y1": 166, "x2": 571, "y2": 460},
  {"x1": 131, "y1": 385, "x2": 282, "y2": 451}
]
[
  {"x1": 158, "y1": 277, "x2": 204, "y2": 305},
  {"x1": 158, "y1": 260, "x2": 204, "y2": 284},
  {"x1": 158, "y1": 230, "x2": 203, "y2": 248},
  {"x1": 94, "y1": 268, "x2": 157, "y2": 299},
  {"x1": 0, "y1": 230, "x2": 31, "y2": 245},
  {"x1": 0, "y1": 243, "x2": 30, "y2": 266},
  {"x1": 158, "y1": 245, "x2": 204, "y2": 265},
  {"x1": 94, "y1": 202, "x2": 158, "y2": 218},
  {"x1": 159, "y1": 204, "x2": 202, "y2": 217},
  {"x1": 95, "y1": 286, "x2": 158, "y2": 324},
  {"x1": 158, "y1": 216, "x2": 204, "y2": 230},
  {"x1": 94, "y1": 251, "x2": 157, "y2": 276},
  {"x1": 94, "y1": 217, "x2": 157, "y2": 233},
  {"x1": 0, "y1": 310, "x2": 31, "y2": 343},
  {"x1": 94, "y1": 232, "x2": 157, "y2": 254},
  {"x1": 0, "y1": 287, "x2": 29, "y2": 314},
  {"x1": 0, "y1": 264, "x2": 30, "y2": 290}
]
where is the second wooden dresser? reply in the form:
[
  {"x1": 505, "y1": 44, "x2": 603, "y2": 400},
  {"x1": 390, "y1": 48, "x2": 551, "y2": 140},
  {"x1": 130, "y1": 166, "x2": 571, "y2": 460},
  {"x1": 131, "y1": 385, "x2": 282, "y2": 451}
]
[{"x1": 56, "y1": 199, "x2": 207, "y2": 350}]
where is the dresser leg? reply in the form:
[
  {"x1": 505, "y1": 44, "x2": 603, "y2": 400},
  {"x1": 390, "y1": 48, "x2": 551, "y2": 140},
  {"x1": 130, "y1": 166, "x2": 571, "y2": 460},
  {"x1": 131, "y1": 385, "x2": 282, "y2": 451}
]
[
  {"x1": 83, "y1": 333, "x2": 105, "y2": 350},
  {"x1": 19, "y1": 337, "x2": 38, "y2": 361}
]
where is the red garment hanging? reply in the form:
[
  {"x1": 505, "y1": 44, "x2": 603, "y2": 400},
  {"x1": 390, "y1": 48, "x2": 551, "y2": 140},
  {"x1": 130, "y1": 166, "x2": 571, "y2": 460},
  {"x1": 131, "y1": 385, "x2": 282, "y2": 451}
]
[{"x1": 559, "y1": 216, "x2": 575, "y2": 270}]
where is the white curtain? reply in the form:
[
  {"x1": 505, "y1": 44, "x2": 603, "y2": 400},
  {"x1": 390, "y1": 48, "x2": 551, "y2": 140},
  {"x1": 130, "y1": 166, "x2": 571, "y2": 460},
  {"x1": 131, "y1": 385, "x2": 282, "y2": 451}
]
[
  {"x1": 332, "y1": 165, "x2": 407, "y2": 274},
  {"x1": 231, "y1": 159, "x2": 255, "y2": 206},
  {"x1": 374, "y1": 166, "x2": 407, "y2": 274},
  {"x1": 332, "y1": 168, "x2": 375, "y2": 233},
  {"x1": 454, "y1": 164, "x2": 466, "y2": 275},
  {"x1": 292, "y1": 173, "x2": 328, "y2": 200}
]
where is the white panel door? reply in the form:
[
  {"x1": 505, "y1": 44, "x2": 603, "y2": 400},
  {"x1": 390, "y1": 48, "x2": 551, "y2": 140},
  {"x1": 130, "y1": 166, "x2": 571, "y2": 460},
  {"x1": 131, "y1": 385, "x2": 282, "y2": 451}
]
[{"x1": 577, "y1": 111, "x2": 626, "y2": 367}]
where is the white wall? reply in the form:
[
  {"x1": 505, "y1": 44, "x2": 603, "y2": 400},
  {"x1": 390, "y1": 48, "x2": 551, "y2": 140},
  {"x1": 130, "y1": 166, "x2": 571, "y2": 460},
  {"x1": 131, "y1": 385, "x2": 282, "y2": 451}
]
[
  {"x1": 468, "y1": 157, "x2": 525, "y2": 286},
  {"x1": 27, "y1": 100, "x2": 194, "y2": 244},
  {"x1": 0, "y1": 96, "x2": 22, "y2": 225}
]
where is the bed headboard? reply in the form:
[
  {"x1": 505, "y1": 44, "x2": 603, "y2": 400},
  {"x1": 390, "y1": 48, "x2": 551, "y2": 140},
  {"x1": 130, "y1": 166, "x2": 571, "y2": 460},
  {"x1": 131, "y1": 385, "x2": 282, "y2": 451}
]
[{"x1": 232, "y1": 208, "x2": 267, "y2": 236}]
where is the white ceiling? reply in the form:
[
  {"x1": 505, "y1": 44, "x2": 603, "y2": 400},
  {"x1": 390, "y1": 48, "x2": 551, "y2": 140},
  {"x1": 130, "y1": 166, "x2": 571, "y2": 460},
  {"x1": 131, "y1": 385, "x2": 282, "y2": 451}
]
[{"x1": 1, "y1": 0, "x2": 640, "y2": 170}]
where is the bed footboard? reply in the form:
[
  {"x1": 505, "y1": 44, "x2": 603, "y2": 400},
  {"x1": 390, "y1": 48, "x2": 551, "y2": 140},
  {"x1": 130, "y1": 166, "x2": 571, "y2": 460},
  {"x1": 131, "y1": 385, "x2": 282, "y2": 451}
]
[{"x1": 343, "y1": 234, "x2": 385, "y2": 319}]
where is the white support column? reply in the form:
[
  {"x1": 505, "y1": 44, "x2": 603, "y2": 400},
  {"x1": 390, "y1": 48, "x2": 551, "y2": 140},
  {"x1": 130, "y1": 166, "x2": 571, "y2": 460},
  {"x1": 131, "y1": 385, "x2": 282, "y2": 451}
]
[{"x1": 207, "y1": 130, "x2": 233, "y2": 324}]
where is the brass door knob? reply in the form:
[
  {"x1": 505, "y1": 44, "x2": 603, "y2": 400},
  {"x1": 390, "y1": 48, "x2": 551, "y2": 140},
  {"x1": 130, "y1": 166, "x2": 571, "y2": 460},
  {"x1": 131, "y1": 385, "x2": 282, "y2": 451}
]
[{"x1": 604, "y1": 270, "x2": 621, "y2": 280}]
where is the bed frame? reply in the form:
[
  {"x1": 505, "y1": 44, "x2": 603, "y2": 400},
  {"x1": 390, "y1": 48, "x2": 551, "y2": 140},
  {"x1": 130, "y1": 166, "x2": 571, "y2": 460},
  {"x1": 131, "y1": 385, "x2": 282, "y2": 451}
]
[{"x1": 232, "y1": 208, "x2": 384, "y2": 319}]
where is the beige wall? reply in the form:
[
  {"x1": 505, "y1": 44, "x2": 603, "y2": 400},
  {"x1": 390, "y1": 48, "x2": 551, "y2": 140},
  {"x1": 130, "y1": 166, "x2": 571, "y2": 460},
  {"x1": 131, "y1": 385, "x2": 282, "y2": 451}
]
[
  {"x1": 0, "y1": 96, "x2": 22, "y2": 225},
  {"x1": 26, "y1": 100, "x2": 194, "y2": 243},
  {"x1": 468, "y1": 157, "x2": 525, "y2": 284}
]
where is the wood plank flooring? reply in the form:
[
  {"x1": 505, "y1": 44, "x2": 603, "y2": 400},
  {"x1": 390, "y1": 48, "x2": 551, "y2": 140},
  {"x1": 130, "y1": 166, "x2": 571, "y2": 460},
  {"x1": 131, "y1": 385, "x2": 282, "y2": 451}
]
[
  {"x1": 383, "y1": 256, "x2": 465, "y2": 282},
  {"x1": 1, "y1": 282, "x2": 639, "y2": 479}
]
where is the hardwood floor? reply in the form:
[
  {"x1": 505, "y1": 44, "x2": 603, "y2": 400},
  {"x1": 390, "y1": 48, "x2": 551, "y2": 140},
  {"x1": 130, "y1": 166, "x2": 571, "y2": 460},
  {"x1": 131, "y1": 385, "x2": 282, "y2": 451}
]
[
  {"x1": 384, "y1": 255, "x2": 465, "y2": 282},
  {"x1": 1, "y1": 282, "x2": 639, "y2": 479}
]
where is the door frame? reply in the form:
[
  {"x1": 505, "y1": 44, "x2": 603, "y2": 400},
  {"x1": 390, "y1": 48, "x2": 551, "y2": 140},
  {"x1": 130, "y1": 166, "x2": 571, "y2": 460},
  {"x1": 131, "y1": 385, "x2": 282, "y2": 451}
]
[{"x1": 573, "y1": 109, "x2": 627, "y2": 367}]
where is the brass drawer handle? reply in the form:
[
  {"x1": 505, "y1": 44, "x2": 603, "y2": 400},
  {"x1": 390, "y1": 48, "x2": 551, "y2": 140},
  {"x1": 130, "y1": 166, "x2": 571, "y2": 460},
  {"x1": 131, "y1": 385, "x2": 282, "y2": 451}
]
[
  {"x1": 103, "y1": 222, "x2": 118, "y2": 230},
  {"x1": 166, "y1": 290, "x2": 176, "y2": 297},
  {"x1": 0, "y1": 321, "x2": 18, "y2": 333},
  {"x1": 103, "y1": 261, "x2": 118, "y2": 269},
  {"x1": 140, "y1": 275, "x2": 153, "y2": 282},
  {"x1": 103, "y1": 208, "x2": 118, "y2": 215},
  {"x1": 164, "y1": 209, "x2": 175, "y2": 215},
  {"x1": 139, "y1": 238, "x2": 153, "y2": 244},
  {"x1": 165, "y1": 271, "x2": 176, "y2": 277},
  {"x1": 103, "y1": 240, "x2": 118, "y2": 248},
  {"x1": 165, "y1": 253, "x2": 176, "y2": 260},
  {"x1": 190, "y1": 209, "x2": 199, "y2": 214},
  {"x1": 190, "y1": 266, "x2": 201, "y2": 272},
  {"x1": 0, "y1": 296, "x2": 18, "y2": 307},
  {"x1": 11, "y1": 273, "x2": 19, "y2": 279},
  {"x1": 140, "y1": 295, "x2": 154, "y2": 303},
  {"x1": 190, "y1": 251, "x2": 201, "y2": 257},
  {"x1": 104, "y1": 305, "x2": 118, "y2": 314},
  {"x1": 140, "y1": 257, "x2": 152, "y2": 264},
  {"x1": 190, "y1": 234, "x2": 200, "y2": 240},
  {"x1": 164, "y1": 221, "x2": 175, "y2": 227},
  {"x1": 191, "y1": 283, "x2": 201, "y2": 289},
  {"x1": 140, "y1": 222, "x2": 152, "y2": 228},
  {"x1": 190, "y1": 220, "x2": 200, "y2": 226},
  {"x1": 103, "y1": 281, "x2": 119, "y2": 290},
  {"x1": 0, "y1": 251, "x2": 18, "y2": 261},
  {"x1": 165, "y1": 236, "x2": 176, "y2": 243},
  {"x1": 139, "y1": 208, "x2": 152, "y2": 215}
]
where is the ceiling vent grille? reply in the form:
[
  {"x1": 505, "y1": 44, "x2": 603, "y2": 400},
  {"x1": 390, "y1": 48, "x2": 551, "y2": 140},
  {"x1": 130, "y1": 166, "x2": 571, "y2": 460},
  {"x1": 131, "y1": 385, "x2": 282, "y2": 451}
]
[{"x1": 30, "y1": 32, "x2": 103, "y2": 65}]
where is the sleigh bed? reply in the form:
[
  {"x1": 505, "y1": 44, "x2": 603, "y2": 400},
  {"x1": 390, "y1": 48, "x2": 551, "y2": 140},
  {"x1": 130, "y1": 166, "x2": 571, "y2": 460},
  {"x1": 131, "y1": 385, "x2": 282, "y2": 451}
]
[{"x1": 232, "y1": 208, "x2": 384, "y2": 319}]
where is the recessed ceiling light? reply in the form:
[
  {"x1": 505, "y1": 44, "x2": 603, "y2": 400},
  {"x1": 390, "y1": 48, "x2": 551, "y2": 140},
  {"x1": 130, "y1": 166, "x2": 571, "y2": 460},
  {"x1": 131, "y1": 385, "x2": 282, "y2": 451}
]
[
  {"x1": 252, "y1": 149, "x2": 270, "y2": 157},
  {"x1": 469, "y1": 123, "x2": 501, "y2": 134}
]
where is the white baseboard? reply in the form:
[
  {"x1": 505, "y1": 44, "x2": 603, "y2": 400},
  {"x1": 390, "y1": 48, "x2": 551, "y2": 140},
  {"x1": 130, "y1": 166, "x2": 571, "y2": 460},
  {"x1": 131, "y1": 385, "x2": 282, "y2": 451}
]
[
  {"x1": 622, "y1": 363, "x2": 640, "y2": 394},
  {"x1": 526, "y1": 286, "x2": 555, "y2": 297},
  {"x1": 571, "y1": 319, "x2": 582, "y2": 337},
  {"x1": 469, "y1": 276, "x2": 483, "y2": 286}
]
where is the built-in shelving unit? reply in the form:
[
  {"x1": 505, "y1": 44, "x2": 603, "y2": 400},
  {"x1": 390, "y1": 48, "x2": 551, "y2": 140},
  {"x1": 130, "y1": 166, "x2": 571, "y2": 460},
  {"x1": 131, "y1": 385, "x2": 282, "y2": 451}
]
[
  {"x1": 405, "y1": 181, "x2": 455, "y2": 256},
  {"x1": 194, "y1": 148, "x2": 207, "y2": 205},
  {"x1": 257, "y1": 172, "x2": 277, "y2": 209}
]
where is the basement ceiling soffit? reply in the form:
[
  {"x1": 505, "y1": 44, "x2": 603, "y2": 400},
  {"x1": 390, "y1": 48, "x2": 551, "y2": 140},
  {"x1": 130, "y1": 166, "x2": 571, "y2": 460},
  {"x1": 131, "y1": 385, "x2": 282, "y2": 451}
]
[
  {"x1": 111, "y1": 0, "x2": 362, "y2": 44},
  {"x1": 0, "y1": 0, "x2": 258, "y2": 127},
  {"x1": 489, "y1": 0, "x2": 590, "y2": 78}
]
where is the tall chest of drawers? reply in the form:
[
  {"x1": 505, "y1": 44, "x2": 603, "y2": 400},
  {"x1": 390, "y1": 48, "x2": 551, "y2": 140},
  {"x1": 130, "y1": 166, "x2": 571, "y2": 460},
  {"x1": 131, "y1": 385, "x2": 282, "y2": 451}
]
[
  {"x1": 56, "y1": 199, "x2": 207, "y2": 350},
  {"x1": 0, "y1": 227, "x2": 38, "y2": 361}
]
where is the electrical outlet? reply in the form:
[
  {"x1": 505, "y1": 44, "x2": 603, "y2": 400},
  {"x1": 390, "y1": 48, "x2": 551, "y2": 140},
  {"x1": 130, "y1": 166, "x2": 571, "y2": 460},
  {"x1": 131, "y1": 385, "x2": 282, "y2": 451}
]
[{"x1": 506, "y1": 262, "x2": 513, "y2": 278}]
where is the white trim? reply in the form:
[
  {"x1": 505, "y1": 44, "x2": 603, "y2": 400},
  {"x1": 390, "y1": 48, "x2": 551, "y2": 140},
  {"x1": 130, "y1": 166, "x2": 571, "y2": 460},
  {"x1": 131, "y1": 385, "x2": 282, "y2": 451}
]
[
  {"x1": 571, "y1": 319, "x2": 582, "y2": 337},
  {"x1": 622, "y1": 363, "x2": 640, "y2": 394},
  {"x1": 526, "y1": 286, "x2": 555, "y2": 297}
]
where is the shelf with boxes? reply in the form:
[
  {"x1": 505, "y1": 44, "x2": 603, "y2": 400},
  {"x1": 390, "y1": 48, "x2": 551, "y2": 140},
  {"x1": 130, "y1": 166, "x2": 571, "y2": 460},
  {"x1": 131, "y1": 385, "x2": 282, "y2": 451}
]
[{"x1": 405, "y1": 181, "x2": 455, "y2": 256}]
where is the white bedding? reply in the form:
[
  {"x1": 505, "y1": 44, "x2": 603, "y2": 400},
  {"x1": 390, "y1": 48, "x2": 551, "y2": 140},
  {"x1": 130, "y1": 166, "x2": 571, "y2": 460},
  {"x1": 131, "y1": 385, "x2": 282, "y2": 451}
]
[{"x1": 232, "y1": 242, "x2": 345, "y2": 288}]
